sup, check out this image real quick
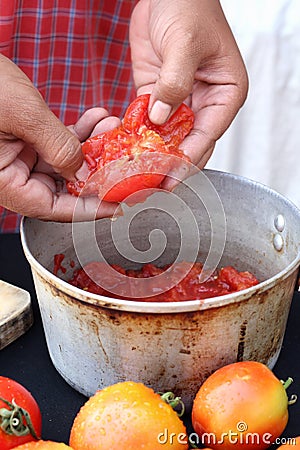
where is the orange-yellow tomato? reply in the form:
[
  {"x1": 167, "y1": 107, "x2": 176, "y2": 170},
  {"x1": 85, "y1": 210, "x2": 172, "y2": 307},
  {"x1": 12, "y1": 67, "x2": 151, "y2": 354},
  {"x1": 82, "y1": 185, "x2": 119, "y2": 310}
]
[
  {"x1": 192, "y1": 361, "x2": 291, "y2": 450},
  {"x1": 277, "y1": 437, "x2": 300, "y2": 448},
  {"x1": 13, "y1": 441, "x2": 73, "y2": 449},
  {"x1": 70, "y1": 381, "x2": 188, "y2": 450}
]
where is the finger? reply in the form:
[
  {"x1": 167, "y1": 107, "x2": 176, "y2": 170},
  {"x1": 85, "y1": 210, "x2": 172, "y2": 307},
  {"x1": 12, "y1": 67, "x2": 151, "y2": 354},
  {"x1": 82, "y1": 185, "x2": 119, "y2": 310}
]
[
  {"x1": 1, "y1": 171, "x2": 119, "y2": 222},
  {"x1": 71, "y1": 115, "x2": 122, "y2": 182},
  {"x1": 160, "y1": 144, "x2": 215, "y2": 192},
  {"x1": 70, "y1": 108, "x2": 109, "y2": 141},
  {"x1": 146, "y1": 2, "x2": 204, "y2": 125},
  {"x1": 180, "y1": 91, "x2": 241, "y2": 165},
  {"x1": 51, "y1": 193, "x2": 120, "y2": 223},
  {"x1": 147, "y1": 0, "x2": 248, "y2": 127},
  {"x1": 160, "y1": 158, "x2": 192, "y2": 191},
  {"x1": 17, "y1": 146, "x2": 38, "y2": 171},
  {"x1": 148, "y1": 45, "x2": 199, "y2": 125},
  {"x1": 12, "y1": 103, "x2": 82, "y2": 181},
  {"x1": 91, "y1": 116, "x2": 121, "y2": 137},
  {"x1": 0, "y1": 137, "x2": 32, "y2": 168},
  {"x1": 30, "y1": 172, "x2": 58, "y2": 192},
  {"x1": 196, "y1": 146, "x2": 215, "y2": 169},
  {"x1": 0, "y1": 55, "x2": 83, "y2": 180},
  {"x1": 69, "y1": 107, "x2": 120, "y2": 141},
  {"x1": 69, "y1": 109, "x2": 122, "y2": 141}
]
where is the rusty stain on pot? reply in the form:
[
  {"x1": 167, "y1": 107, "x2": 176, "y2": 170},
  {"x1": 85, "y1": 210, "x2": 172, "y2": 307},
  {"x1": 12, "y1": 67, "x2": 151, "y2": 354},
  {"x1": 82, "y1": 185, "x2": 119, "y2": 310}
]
[
  {"x1": 237, "y1": 320, "x2": 248, "y2": 362},
  {"x1": 89, "y1": 319, "x2": 110, "y2": 365},
  {"x1": 108, "y1": 315, "x2": 121, "y2": 326},
  {"x1": 179, "y1": 348, "x2": 191, "y2": 355}
]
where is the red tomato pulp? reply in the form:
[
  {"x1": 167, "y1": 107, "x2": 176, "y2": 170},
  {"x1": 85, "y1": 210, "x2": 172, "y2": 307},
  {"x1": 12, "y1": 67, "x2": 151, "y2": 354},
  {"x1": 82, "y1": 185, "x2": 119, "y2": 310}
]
[
  {"x1": 66, "y1": 261, "x2": 259, "y2": 302},
  {"x1": 67, "y1": 94, "x2": 194, "y2": 202}
]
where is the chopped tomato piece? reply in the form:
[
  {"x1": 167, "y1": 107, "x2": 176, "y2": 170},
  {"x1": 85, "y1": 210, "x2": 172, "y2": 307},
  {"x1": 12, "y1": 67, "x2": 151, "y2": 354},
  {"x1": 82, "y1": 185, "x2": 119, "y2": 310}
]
[
  {"x1": 66, "y1": 260, "x2": 259, "y2": 302},
  {"x1": 67, "y1": 94, "x2": 194, "y2": 202}
]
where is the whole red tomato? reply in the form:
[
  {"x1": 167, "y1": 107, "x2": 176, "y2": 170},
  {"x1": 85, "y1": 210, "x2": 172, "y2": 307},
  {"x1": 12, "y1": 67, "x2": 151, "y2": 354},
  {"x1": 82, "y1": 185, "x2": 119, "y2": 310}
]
[
  {"x1": 69, "y1": 381, "x2": 188, "y2": 450},
  {"x1": 67, "y1": 94, "x2": 194, "y2": 202},
  {"x1": 191, "y1": 361, "x2": 293, "y2": 450},
  {"x1": 13, "y1": 441, "x2": 73, "y2": 449},
  {"x1": 0, "y1": 376, "x2": 42, "y2": 449}
]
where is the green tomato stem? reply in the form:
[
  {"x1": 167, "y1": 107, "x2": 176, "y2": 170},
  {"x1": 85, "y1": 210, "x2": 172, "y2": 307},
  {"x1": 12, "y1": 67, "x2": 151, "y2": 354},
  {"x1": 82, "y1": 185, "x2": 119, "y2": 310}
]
[
  {"x1": 160, "y1": 392, "x2": 185, "y2": 417},
  {"x1": 280, "y1": 377, "x2": 298, "y2": 406},
  {"x1": 282, "y1": 377, "x2": 293, "y2": 390},
  {"x1": 0, "y1": 396, "x2": 39, "y2": 439}
]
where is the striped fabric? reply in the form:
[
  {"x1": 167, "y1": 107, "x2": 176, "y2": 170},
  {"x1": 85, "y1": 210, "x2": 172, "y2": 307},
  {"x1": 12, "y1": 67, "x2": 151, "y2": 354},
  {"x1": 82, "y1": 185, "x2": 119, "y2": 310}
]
[{"x1": 0, "y1": 0, "x2": 136, "y2": 232}]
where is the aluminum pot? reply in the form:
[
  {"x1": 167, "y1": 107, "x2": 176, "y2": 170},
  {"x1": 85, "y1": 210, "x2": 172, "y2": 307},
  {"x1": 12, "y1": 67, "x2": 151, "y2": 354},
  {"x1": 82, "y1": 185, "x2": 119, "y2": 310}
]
[{"x1": 20, "y1": 170, "x2": 300, "y2": 409}]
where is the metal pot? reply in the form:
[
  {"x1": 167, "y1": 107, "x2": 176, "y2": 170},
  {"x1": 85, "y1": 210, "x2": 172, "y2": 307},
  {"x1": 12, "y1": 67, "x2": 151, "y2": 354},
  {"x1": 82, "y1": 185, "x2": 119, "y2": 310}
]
[{"x1": 20, "y1": 170, "x2": 300, "y2": 409}]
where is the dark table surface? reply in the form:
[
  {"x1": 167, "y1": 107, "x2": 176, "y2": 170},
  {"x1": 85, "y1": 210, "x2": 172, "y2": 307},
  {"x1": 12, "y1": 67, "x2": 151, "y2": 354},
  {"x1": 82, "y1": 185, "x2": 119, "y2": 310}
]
[{"x1": 0, "y1": 233, "x2": 299, "y2": 446}]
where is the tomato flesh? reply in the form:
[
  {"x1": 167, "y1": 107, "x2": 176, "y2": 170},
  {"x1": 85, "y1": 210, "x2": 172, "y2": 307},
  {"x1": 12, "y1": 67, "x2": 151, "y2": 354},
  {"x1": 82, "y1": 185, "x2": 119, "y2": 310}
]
[
  {"x1": 67, "y1": 261, "x2": 259, "y2": 301},
  {"x1": 67, "y1": 94, "x2": 194, "y2": 202}
]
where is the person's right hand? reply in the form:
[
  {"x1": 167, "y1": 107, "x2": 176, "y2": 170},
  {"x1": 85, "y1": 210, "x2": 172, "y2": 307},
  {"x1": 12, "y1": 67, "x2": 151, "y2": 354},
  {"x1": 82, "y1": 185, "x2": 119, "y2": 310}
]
[
  {"x1": 0, "y1": 55, "x2": 119, "y2": 221},
  {"x1": 130, "y1": 0, "x2": 248, "y2": 189}
]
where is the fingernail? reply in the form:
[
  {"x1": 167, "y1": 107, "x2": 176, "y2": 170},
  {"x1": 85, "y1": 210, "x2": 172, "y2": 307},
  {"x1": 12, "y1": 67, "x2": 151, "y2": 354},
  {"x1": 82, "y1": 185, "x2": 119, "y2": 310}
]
[
  {"x1": 108, "y1": 204, "x2": 124, "y2": 220},
  {"x1": 149, "y1": 100, "x2": 172, "y2": 124},
  {"x1": 113, "y1": 204, "x2": 124, "y2": 218}
]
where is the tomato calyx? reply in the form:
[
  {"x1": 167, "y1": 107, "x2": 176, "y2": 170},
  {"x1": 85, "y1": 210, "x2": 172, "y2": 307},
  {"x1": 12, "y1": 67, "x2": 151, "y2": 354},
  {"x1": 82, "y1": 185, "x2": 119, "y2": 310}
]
[
  {"x1": 160, "y1": 391, "x2": 185, "y2": 417},
  {"x1": 281, "y1": 377, "x2": 298, "y2": 405},
  {"x1": 0, "y1": 396, "x2": 39, "y2": 439}
]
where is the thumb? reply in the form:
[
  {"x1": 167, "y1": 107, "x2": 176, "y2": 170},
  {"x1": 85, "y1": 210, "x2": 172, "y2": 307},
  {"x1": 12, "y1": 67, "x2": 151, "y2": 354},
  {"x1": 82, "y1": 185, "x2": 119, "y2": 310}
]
[
  {"x1": 15, "y1": 101, "x2": 83, "y2": 181},
  {"x1": 148, "y1": 32, "x2": 199, "y2": 125},
  {"x1": 0, "y1": 55, "x2": 82, "y2": 180},
  {"x1": 28, "y1": 108, "x2": 83, "y2": 181}
]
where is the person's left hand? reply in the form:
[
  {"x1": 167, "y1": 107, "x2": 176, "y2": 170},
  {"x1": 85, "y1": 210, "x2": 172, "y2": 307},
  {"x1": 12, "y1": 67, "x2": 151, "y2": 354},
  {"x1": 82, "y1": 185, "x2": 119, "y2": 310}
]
[{"x1": 130, "y1": 0, "x2": 248, "y2": 188}]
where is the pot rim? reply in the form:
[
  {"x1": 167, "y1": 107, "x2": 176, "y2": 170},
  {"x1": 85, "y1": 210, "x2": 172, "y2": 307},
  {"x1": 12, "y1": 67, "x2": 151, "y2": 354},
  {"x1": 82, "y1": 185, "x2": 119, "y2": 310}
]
[{"x1": 20, "y1": 227, "x2": 300, "y2": 315}]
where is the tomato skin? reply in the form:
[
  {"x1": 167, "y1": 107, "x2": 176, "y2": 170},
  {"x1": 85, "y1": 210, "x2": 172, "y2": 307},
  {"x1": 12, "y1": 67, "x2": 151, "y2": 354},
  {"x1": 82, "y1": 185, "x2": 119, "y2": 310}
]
[
  {"x1": 191, "y1": 361, "x2": 289, "y2": 450},
  {"x1": 122, "y1": 94, "x2": 149, "y2": 134},
  {"x1": 13, "y1": 441, "x2": 73, "y2": 449},
  {"x1": 69, "y1": 381, "x2": 188, "y2": 450},
  {"x1": 0, "y1": 377, "x2": 42, "y2": 450},
  {"x1": 67, "y1": 94, "x2": 194, "y2": 203},
  {"x1": 277, "y1": 437, "x2": 300, "y2": 448}
]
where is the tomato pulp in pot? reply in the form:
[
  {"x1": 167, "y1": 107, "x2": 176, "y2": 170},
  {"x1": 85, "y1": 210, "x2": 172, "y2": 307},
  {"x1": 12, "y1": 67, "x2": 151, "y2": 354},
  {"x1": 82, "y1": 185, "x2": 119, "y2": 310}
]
[{"x1": 54, "y1": 258, "x2": 259, "y2": 302}]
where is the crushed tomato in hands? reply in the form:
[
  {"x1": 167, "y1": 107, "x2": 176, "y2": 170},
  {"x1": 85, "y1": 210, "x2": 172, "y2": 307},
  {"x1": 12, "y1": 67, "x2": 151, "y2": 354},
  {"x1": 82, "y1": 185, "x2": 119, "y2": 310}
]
[
  {"x1": 66, "y1": 94, "x2": 194, "y2": 202},
  {"x1": 55, "y1": 257, "x2": 259, "y2": 302}
]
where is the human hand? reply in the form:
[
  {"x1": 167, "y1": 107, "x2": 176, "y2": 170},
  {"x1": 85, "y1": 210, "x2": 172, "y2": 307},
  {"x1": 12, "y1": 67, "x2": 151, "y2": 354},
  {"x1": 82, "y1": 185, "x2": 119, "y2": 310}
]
[
  {"x1": 0, "y1": 55, "x2": 120, "y2": 221},
  {"x1": 130, "y1": 0, "x2": 248, "y2": 186}
]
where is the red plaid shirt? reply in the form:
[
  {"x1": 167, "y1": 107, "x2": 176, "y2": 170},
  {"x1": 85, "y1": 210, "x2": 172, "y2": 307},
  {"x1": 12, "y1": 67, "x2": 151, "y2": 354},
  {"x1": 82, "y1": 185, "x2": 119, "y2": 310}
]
[{"x1": 0, "y1": 0, "x2": 136, "y2": 232}]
